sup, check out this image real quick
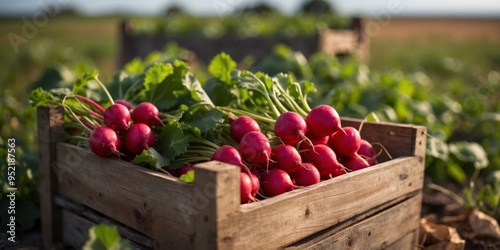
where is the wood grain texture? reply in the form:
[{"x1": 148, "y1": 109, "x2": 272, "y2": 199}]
[
  {"x1": 218, "y1": 156, "x2": 424, "y2": 249},
  {"x1": 294, "y1": 194, "x2": 422, "y2": 250},
  {"x1": 55, "y1": 143, "x2": 194, "y2": 249},
  {"x1": 341, "y1": 118, "x2": 426, "y2": 163},
  {"x1": 55, "y1": 196, "x2": 155, "y2": 248},
  {"x1": 192, "y1": 161, "x2": 240, "y2": 250},
  {"x1": 37, "y1": 106, "x2": 64, "y2": 250}
]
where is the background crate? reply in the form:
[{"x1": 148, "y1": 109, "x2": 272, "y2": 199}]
[
  {"x1": 38, "y1": 106, "x2": 425, "y2": 249},
  {"x1": 118, "y1": 17, "x2": 369, "y2": 67}
]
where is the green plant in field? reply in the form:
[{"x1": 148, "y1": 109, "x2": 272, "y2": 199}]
[{"x1": 83, "y1": 224, "x2": 132, "y2": 250}]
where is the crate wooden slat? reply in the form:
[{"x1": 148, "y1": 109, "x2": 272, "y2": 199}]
[{"x1": 38, "y1": 106, "x2": 426, "y2": 249}]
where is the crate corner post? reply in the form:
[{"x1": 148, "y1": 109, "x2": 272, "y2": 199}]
[
  {"x1": 192, "y1": 161, "x2": 241, "y2": 250},
  {"x1": 37, "y1": 106, "x2": 65, "y2": 249}
]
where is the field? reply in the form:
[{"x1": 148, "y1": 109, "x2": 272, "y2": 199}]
[{"x1": 0, "y1": 13, "x2": 499, "y2": 247}]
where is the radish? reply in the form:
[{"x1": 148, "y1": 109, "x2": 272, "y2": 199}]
[
  {"x1": 306, "y1": 131, "x2": 329, "y2": 145},
  {"x1": 162, "y1": 166, "x2": 179, "y2": 177},
  {"x1": 271, "y1": 144, "x2": 302, "y2": 174},
  {"x1": 306, "y1": 105, "x2": 342, "y2": 138},
  {"x1": 103, "y1": 103, "x2": 131, "y2": 131},
  {"x1": 274, "y1": 111, "x2": 307, "y2": 145},
  {"x1": 305, "y1": 144, "x2": 342, "y2": 176},
  {"x1": 124, "y1": 123, "x2": 155, "y2": 155},
  {"x1": 294, "y1": 163, "x2": 320, "y2": 187},
  {"x1": 357, "y1": 139, "x2": 376, "y2": 159},
  {"x1": 249, "y1": 172, "x2": 260, "y2": 198},
  {"x1": 239, "y1": 131, "x2": 272, "y2": 167},
  {"x1": 329, "y1": 126, "x2": 361, "y2": 157},
  {"x1": 357, "y1": 139, "x2": 378, "y2": 166},
  {"x1": 211, "y1": 145, "x2": 247, "y2": 170},
  {"x1": 321, "y1": 174, "x2": 333, "y2": 180},
  {"x1": 89, "y1": 126, "x2": 122, "y2": 157},
  {"x1": 115, "y1": 99, "x2": 134, "y2": 110},
  {"x1": 341, "y1": 154, "x2": 370, "y2": 171},
  {"x1": 230, "y1": 116, "x2": 261, "y2": 142},
  {"x1": 331, "y1": 167, "x2": 347, "y2": 177},
  {"x1": 240, "y1": 172, "x2": 255, "y2": 204},
  {"x1": 131, "y1": 102, "x2": 162, "y2": 126},
  {"x1": 178, "y1": 164, "x2": 195, "y2": 176},
  {"x1": 260, "y1": 169, "x2": 295, "y2": 197}
]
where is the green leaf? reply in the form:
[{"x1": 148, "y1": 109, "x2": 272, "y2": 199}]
[
  {"x1": 446, "y1": 162, "x2": 467, "y2": 183},
  {"x1": 131, "y1": 148, "x2": 170, "y2": 170},
  {"x1": 157, "y1": 121, "x2": 190, "y2": 162},
  {"x1": 179, "y1": 170, "x2": 195, "y2": 183},
  {"x1": 124, "y1": 58, "x2": 145, "y2": 75},
  {"x1": 83, "y1": 224, "x2": 132, "y2": 250},
  {"x1": 208, "y1": 52, "x2": 236, "y2": 83},
  {"x1": 183, "y1": 73, "x2": 214, "y2": 106},
  {"x1": 185, "y1": 109, "x2": 224, "y2": 134},
  {"x1": 144, "y1": 63, "x2": 174, "y2": 92},
  {"x1": 365, "y1": 112, "x2": 381, "y2": 123},
  {"x1": 449, "y1": 142, "x2": 489, "y2": 169},
  {"x1": 29, "y1": 87, "x2": 56, "y2": 107}
]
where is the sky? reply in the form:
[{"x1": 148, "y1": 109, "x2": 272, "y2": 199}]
[{"x1": 0, "y1": 0, "x2": 499, "y2": 17}]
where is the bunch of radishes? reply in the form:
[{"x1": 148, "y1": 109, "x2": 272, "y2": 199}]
[
  {"x1": 210, "y1": 105, "x2": 378, "y2": 204},
  {"x1": 89, "y1": 100, "x2": 163, "y2": 158}
]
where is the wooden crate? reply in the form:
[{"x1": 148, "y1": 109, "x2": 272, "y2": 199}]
[
  {"x1": 38, "y1": 106, "x2": 426, "y2": 249},
  {"x1": 118, "y1": 17, "x2": 369, "y2": 67}
]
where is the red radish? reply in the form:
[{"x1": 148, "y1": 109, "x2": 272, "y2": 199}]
[
  {"x1": 305, "y1": 144, "x2": 342, "y2": 176},
  {"x1": 329, "y1": 127, "x2": 361, "y2": 157},
  {"x1": 321, "y1": 174, "x2": 333, "y2": 180},
  {"x1": 341, "y1": 154, "x2": 370, "y2": 171},
  {"x1": 124, "y1": 123, "x2": 155, "y2": 155},
  {"x1": 115, "y1": 99, "x2": 134, "y2": 110},
  {"x1": 211, "y1": 145, "x2": 247, "y2": 170},
  {"x1": 131, "y1": 102, "x2": 162, "y2": 126},
  {"x1": 230, "y1": 116, "x2": 261, "y2": 142},
  {"x1": 357, "y1": 139, "x2": 378, "y2": 166},
  {"x1": 274, "y1": 111, "x2": 307, "y2": 145},
  {"x1": 89, "y1": 126, "x2": 122, "y2": 157},
  {"x1": 306, "y1": 131, "x2": 329, "y2": 145},
  {"x1": 306, "y1": 105, "x2": 342, "y2": 138},
  {"x1": 249, "y1": 172, "x2": 260, "y2": 198},
  {"x1": 294, "y1": 163, "x2": 320, "y2": 187},
  {"x1": 178, "y1": 165, "x2": 195, "y2": 176},
  {"x1": 240, "y1": 172, "x2": 255, "y2": 203},
  {"x1": 260, "y1": 169, "x2": 295, "y2": 197},
  {"x1": 162, "y1": 166, "x2": 179, "y2": 177},
  {"x1": 331, "y1": 167, "x2": 347, "y2": 177},
  {"x1": 239, "y1": 131, "x2": 272, "y2": 167},
  {"x1": 271, "y1": 144, "x2": 302, "y2": 174},
  {"x1": 104, "y1": 103, "x2": 131, "y2": 131},
  {"x1": 357, "y1": 139, "x2": 376, "y2": 158}
]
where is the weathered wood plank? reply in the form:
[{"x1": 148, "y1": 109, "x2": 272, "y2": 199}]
[
  {"x1": 55, "y1": 195, "x2": 155, "y2": 248},
  {"x1": 222, "y1": 156, "x2": 424, "y2": 249},
  {"x1": 192, "y1": 161, "x2": 240, "y2": 250},
  {"x1": 55, "y1": 143, "x2": 194, "y2": 249},
  {"x1": 341, "y1": 118, "x2": 426, "y2": 163},
  {"x1": 37, "y1": 106, "x2": 65, "y2": 250},
  {"x1": 296, "y1": 194, "x2": 422, "y2": 250},
  {"x1": 385, "y1": 230, "x2": 418, "y2": 250}
]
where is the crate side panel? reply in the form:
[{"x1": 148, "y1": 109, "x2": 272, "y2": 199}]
[
  {"x1": 56, "y1": 143, "x2": 194, "y2": 248},
  {"x1": 340, "y1": 119, "x2": 425, "y2": 162},
  {"x1": 298, "y1": 194, "x2": 421, "y2": 250},
  {"x1": 225, "y1": 157, "x2": 424, "y2": 249}
]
